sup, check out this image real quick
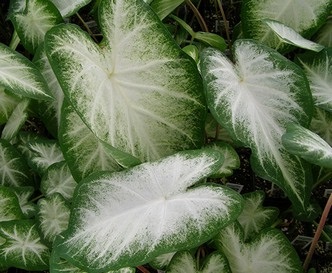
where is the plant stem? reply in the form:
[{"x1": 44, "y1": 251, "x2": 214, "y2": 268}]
[
  {"x1": 303, "y1": 193, "x2": 332, "y2": 272},
  {"x1": 9, "y1": 30, "x2": 20, "y2": 50},
  {"x1": 185, "y1": 0, "x2": 209, "y2": 32},
  {"x1": 136, "y1": 265, "x2": 151, "y2": 273},
  {"x1": 215, "y1": 0, "x2": 231, "y2": 47},
  {"x1": 76, "y1": 12, "x2": 99, "y2": 43}
]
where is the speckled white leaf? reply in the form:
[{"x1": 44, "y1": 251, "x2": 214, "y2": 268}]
[
  {"x1": 0, "y1": 220, "x2": 50, "y2": 271},
  {"x1": 297, "y1": 48, "x2": 332, "y2": 112},
  {"x1": 0, "y1": 87, "x2": 20, "y2": 125},
  {"x1": 264, "y1": 19, "x2": 324, "y2": 52},
  {"x1": 1, "y1": 98, "x2": 30, "y2": 141},
  {"x1": 56, "y1": 150, "x2": 243, "y2": 272},
  {"x1": 37, "y1": 193, "x2": 70, "y2": 244},
  {"x1": 59, "y1": 102, "x2": 123, "y2": 182},
  {"x1": 33, "y1": 45, "x2": 65, "y2": 136},
  {"x1": 215, "y1": 223, "x2": 302, "y2": 273},
  {"x1": 282, "y1": 123, "x2": 332, "y2": 168},
  {"x1": 45, "y1": 0, "x2": 205, "y2": 162},
  {"x1": 242, "y1": 0, "x2": 332, "y2": 52},
  {"x1": 167, "y1": 251, "x2": 231, "y2": 273},
  {"x1": 40, "y1": 161, "x2": 77, "y2": 200},
  {"x1": 26, "y1": 140, "x2": 64, "y2": 175},
  {"x1": 12, "y1": 187, "x2": 36, "y2": 218},
  {"x1": 206, "y1": 141, "x2": 240, "y2": 177},
  {"x1": 237, "y1": 191, "x2": 279, "y2": 241},
  {"x1": 0, "y1": 139, "x2": 32, "y2": 187},
  {"x1": 200, "y1": 40, "x2": 314, "y2": 217},
  {"x1": 0, "y1": 186, "x2": 24, "y2": 222},
  {"x1": 11, "y1": 0, "x2": 63, "y2": 53},
  {"x1": 0, "y1": 44, "x2": 52, "y2": 100}
]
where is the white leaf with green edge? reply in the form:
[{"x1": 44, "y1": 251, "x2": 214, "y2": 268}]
[
  {"x1": 314, "y1": 17, "x2": 332, "y2": 47},
  {"x1": 26, "y1": 139, "x2": 64, "y2": 175},
  {"x1": 0, "y1": 139, "x2": 32, "y2": 187},
  {"x1": 0, "y1": 87, "x2": 20, "y2": 125},
  {"x1": 59, "y1": 101, "x2": 123, "y2": 182},
  {"x1": 149, "y1": 252, "x2": 176, "y2": 270},
  {"x1": 11, "y1": 0, "x2": 63, "y2": 54},
  {"x1": 0, "y1": 186, "x2": 24, "y2": 222},
  {"x1": 50, "y1": 238, "x2": 135, "y2": 273},
  {"x1": 50, "y1": 0, "x2": 92, "y2": 17},
  {"x1": 215, "y1": 222, "x2": 302, "y2": 273},
  {"x1": 282, "y1": 123, "x2": 332, "y2": 169},
  {"x1": 37, "y1": 193, "x2": 70, "y2": 244},
  {"x1": 1, "y1": 98, "x2": 30, "y2": 141},
  {"x1": 206, "y1": 141, "x2": 240, "y2": 178},
  {"x1": 237, "y1": 191, "x2": 279, "y2": 241},
  {"x1": 12, "y1": 186, "x2": 36, "y2": 218},
  {"x1": 242, "y1": 0, "x2": 332, "y2": 52},
  {"x1": 40, "y1": 161, "x2": 77, "y2": 201},
  {"x1": 33, "y1": 44, "x2": 65, "y2": 136},
  {"x1": 56, "y1": 150, "x2": 243, "y2": 271},
  {"x1": 297, "y1": 48, "x2": 332, "y2": 112},
  {"x1": 8, "y1": 0, "x2": 26, "y2": 16},
  {"x1": 150, "y1": 0, "x2": 185, "y2": 20},
  {"x1": 0, "y1": 43, "x2": 52, "y2": 100},
  {"x1": 310, "y1": 107, "x2": 332, "y2": 145},
  {"x1": 263, "y1": 19, "x2": 325, "y2": 52},
  {"x1": 45, "y1": 0, "x2": 206, "y2": 162},
  {"x1": 0, "y1": 220, "x2": 50, "y2": 270},
  {"x1": 200, "y1": 40, "x2": 314, "y2": 217},
  {"x1": 167, "y1": 251, "x2": 231, "y2": 273}
]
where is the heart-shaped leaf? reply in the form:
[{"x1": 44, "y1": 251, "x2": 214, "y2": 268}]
[
  {"x1": 40, "y1": 161, "x2": 77, "y2": 200},
  {"x1": 10, "y1": 0, "x2": 63, "y2": 54},
  {"x1": 0, "y1": 220, "x2": 50, "y2": 271},
  {"x1": 215, "y1": 222, "x2": 302, "y2": 273},
  {"x1": 237, "y1": 191, "x2": 279, "y2": 241},
  {"x1": 241, "y1": 0, "x2": 332, "y2": 52},
  {"x1": 167, "y1": 251, "x2": 231, "y2": 273},
  {"x1": 55, "y1": 149, "x2": 243, "y2": 271},
  {"x1": 200, "y1": 40, "x2": 314, "y2": 217},
  {"x1": 0, "y1": 43, "x2": 52, "y2": 100},
  {"x1": 282, "y1": 123, "x2": 332, "y2": 168},
  {"x1": 45, "y1": 0, "x2": 206, "y2": 162},
  {"x1": 37, "y1": 193, "x2": 70, "y2": 244},
  {"x1": 297, "y1": 48, "x2": 332, "y2": 112}
]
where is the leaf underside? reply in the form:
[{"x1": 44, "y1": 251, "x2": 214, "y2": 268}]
[{"x1": 241, "y1": 0, "x2": 332, "y2": 52}]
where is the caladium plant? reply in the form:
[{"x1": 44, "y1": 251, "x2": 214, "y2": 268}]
[{"x1": 0, "y1": 0, "x2": 332, "y2": 272}]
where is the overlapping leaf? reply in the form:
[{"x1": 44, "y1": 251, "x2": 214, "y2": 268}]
[
  {"x1": 45, "y1": 0, "x2": 206, "y2": 162},
  {"x1": 0, "y1": 43, "x2": 52, "y2": 100},
  {"x1": 200, "y1": 40, "x2": 314, "y2": 217},
  {"x1": 55, "y1": 150, "x2": 243, "y2": 272}
]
